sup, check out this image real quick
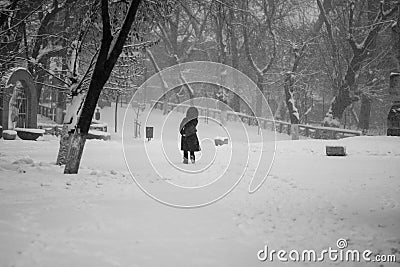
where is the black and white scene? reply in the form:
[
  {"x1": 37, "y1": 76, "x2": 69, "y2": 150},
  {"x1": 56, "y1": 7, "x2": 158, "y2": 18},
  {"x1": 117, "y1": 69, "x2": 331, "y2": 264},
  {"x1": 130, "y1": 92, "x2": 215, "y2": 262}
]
[{"x1": 0, "y1": 0, "x2": 399, "y2": 266}]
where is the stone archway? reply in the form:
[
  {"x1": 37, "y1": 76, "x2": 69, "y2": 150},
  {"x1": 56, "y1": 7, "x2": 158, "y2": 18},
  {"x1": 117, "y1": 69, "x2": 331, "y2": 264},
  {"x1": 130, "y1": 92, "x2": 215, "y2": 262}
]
[{"x1": 1, "y1": 68, "x2": 37, "y2": 130}]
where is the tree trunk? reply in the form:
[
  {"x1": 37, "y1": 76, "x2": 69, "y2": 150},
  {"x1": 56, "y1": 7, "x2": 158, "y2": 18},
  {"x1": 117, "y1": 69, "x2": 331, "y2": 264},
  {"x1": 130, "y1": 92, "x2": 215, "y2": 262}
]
[
  {"x1": 358, "y1": 94, "x2": 371, "y2": 131},
  {"x1": 284, "y1": 72, "x2": 300, "y2": 124},
  {"x1": 63, "y1": 0, "x2": 142, "y2": 174},
  {"x1": 215, "y1": 3, "x2": 227, "y2": 65},
  {"x1": 229, "y1": 8, "x2": 240, "y2": 112},
  {"x1": 255, "y1": 76, "x2": 264, "y2": 117},
  {"x1": 0, "y1": 0, "x2": 30, "y2": 72},
  {"x1": 56, "y1": 125, "x2": 70, "y2": 165},
  {"x1": 390, "y1": 7, "x2": 400, "y2": 96},
  {"x1": 274, "y1": 98, "x2": 286, "y2": 120},
  {"x1": 323, "y1": 86, "x2": 356, "y2": 127},
  {"x1": 320, "y1": 0, "x2": 396, "y2": 126},
  {"x1": 115, "y1": 94, "x2": 119, "y2": 133},
  {"x1": 354, "y1": 0, "x2": 378, "y2": 133},
  {"x1": 231, "y1": 92, "x2": 240, "y2": 112},
  {"x1": 64, "y1": 131, "x2": 87, "y2": 174},
  {"x1": 350, "y1": 105, "x2": 359, "y2": 127},
  {"x1": 322, "y1": 94, "x2": 325, "y2": 121}
]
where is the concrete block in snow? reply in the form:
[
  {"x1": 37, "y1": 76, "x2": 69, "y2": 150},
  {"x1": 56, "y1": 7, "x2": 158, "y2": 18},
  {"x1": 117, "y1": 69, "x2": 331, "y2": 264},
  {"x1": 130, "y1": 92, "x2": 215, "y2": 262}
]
[
  {"x1": 326, "y1": 146, "x2": 346, "y2": 156},
  {"x1": 215, "y1": 137, "x2": 229, "y2": 146}
]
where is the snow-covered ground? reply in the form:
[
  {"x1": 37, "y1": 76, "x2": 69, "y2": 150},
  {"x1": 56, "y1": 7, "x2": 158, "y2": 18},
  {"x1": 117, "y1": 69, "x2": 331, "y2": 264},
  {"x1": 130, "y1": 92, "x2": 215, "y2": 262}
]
[{"x1": 0, "y1": 103, "x2": 399, "y2": 266}]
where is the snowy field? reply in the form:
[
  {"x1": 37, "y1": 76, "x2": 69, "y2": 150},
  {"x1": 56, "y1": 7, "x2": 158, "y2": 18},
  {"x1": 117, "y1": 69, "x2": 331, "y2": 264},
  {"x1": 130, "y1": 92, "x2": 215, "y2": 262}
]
[{"x1": 0, "y1": 104, "x2": 399, "y2": 266}]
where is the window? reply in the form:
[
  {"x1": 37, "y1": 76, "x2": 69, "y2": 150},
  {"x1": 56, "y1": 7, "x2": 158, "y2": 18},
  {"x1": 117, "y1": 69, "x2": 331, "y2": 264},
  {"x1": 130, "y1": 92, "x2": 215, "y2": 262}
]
[{"x1": 15, "y1": 82, "x2": 27, "y2": 128}]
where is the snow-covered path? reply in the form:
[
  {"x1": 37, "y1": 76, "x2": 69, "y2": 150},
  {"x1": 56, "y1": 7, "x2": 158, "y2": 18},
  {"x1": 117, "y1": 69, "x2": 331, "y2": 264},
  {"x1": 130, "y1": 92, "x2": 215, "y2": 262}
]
[
  {"x1": 0, "y1": 105, "x2": 399, "y2": 266},
  {"x1": 0, "y1": 138, "x2": 263, "y2": 267}
]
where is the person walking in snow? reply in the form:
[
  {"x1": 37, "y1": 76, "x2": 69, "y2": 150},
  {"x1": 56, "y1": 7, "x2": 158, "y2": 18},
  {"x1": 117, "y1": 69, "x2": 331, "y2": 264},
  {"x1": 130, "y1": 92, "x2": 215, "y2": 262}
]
[{"x1": 179, "y1": 106, "x2": 201, "y2": 164}]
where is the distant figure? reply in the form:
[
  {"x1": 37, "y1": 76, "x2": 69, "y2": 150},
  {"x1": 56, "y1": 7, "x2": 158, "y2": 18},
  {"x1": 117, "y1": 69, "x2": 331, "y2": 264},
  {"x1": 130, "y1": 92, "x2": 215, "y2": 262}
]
[{"x1": 179, "y1": 106, "x2": 201, "y2": 164}]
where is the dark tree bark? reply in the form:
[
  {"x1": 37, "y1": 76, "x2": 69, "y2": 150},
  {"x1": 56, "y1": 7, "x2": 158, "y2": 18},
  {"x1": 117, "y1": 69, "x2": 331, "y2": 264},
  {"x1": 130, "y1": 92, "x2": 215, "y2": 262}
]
[
  {"x1": 228, "y1": 7, "x2": 240, "y2": 112},
  {"x1": 0, "y1": 0, "x2": 38, "y2": 71},
  {"x1": 284, "y1": 72, "x2": 300, "y2": 125},
  {"x1": 64, "y1": 0, "x2": 142, "y2": 174},
  {"x1": 56, "y1": 125, "x2": 70, "y2": 165},
  {"x1": 28, "y1": 0, "x2": 77, "y2": 103},
  {"x1": 281, "y1": 0, "x2": 334, "y2": 126},
  {"x1": 274, "y1": 99, "x2": 286, "y2": 120},
  {"x1": 64, "y1": 131, "x2": 87, "y2": 174},
  {"x1": 389, "y1": 4, "x2": 400, "y2": 97},
  {"x1": 283, "y1": 39, "x2": 308, "y2": 126},
  {"x1": 242, "y1": 0, "x2": 276, "y2": 117},
  {"x1": 0, "y1": 0, "x2": 19, "y2": 29},
  {"x1": 214, "y1": 2, "x2": 227, "y2": 65},
  {"x1": 387, "y1": 5, "x2": 400, "y2": 136},
  {"x1": 155, "y1": 2, "x2": 208, "y2": 104},
  {"x1": 358, "y1": 94, "x2": 372, "y2": 131},
  {"x1": 323, "y1": 87, "x2": 358, "y2": 127},
  {"x1": 56, "y1": 1, "x2": 99, "y2": 166},
  {"x1": 146, "y1": 49, "x2": 170, "y2": 114},
  {"x1": 321, "y1": 1, "x2": 398, "y2": 126},
  {"x1": 357, "y1": 1, "x2": 379, "y2": 132}
]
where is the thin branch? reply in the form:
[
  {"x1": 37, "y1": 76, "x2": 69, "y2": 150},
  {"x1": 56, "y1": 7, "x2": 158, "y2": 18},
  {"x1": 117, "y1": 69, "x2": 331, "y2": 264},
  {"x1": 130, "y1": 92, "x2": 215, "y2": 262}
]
[
  {"x1": 213, "y1": 0, "x2": 251, "y2": 14},
  {"x1": 0, "y1": 1, "x2": 44, "y2": 37},
  {"x1": 35, "y1": 82, "x2": 69, "y2": 91},
  {"x1": 96, "y1": 0, "x2": 112, "y2": 67},
  {"x1": 73, "y1": 48, "x2": 100, "y2": 94},
  {"x1": 13, "y1": 56, "x2": 70, "y2": 86},
  {"x1": 261, "y1": 0, "x2": 277, "y2": 74},
  {"x1": 146, "y1": 49, "x2": 169, "y2": 93},
  {"x1": 123, "y1": 40, "x2": 159, "y2": 49},
  {"x1": 317, "y1": 0, "x2": 340, "y2": 57},
  {"x1": 107, "y1": 0, "x2": 142, "y2": 69},
  {"x1": 242, "y1": 0, "x2": 261, "y2": 75}
]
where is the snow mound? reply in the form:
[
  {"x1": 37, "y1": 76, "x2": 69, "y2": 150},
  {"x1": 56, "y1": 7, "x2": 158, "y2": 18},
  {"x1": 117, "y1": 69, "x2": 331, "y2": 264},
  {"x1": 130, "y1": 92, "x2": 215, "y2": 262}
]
[
  {"x1": 12, "y1": 156, "x2": 34, "y2": 165},
  {"x1": 89, "y1": 169, "x2": 104, "y2": 176},
  {"x1": 88, "y1": 130, "x2": 111, "y2": 136},
  {"x1": 87, "y1": 130, "x2": 111, "y2": 141},
  {"x1": 273, "y1": 136, "x2": 400, "y2": 157}
]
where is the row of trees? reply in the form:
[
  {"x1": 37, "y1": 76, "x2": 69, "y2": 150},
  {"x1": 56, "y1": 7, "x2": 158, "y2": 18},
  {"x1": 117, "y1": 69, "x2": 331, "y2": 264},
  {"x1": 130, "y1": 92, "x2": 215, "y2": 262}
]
[
  {"x1": 144, "y1": 0, "x2": 399, "y2": 130},
  {"x1": 1, "y1": 0, "x2": 399, "y2": 173},
  {"x1": 1, "y1": 0, "x2": 167, "y2": 173}
]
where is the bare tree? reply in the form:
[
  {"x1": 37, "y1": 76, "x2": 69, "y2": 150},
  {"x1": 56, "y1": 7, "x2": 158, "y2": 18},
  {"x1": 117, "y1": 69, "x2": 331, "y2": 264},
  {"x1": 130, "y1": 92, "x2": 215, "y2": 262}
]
[
  {"x1": 64, "y1": 0, "x2": 142, "y2": 174},
  {"x1": 228, "y1": 4, "x2": 241, "y2": 112},
  {"x1": 242, "y1": 0, "x2": 277, "y2": 117},
  {"x1": 152, "y1": 0, "x2": 210, "y2": 105},
  {"x1": 319, "y1": 0, "x2": 398, "y2": 127},
  {"x1": 28, "y1": 0, "x2": 78, "y2": 103},
  {"x1": 282, "y1": 0, "x2": 334, "y2": 125}
]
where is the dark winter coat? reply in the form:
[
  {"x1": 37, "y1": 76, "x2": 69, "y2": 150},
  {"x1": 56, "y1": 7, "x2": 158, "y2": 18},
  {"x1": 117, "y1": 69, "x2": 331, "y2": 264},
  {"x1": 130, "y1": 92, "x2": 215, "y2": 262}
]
[{"x1": 180, "y1": 117, "x2": 200, "y2": 152}]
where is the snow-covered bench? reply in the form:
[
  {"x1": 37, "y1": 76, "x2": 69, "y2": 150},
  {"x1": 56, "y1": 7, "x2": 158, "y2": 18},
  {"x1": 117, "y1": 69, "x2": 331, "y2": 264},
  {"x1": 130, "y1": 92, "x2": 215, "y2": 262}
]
[
  {"x1": 87, "y1": 130, "x2": 111, "y2": 141},
  {"x1": 2, "y1": 130, "x2": 17, "y2": 140},
  {"x1": 15, "y1": 128, "x2": 45, "y2": 141}
]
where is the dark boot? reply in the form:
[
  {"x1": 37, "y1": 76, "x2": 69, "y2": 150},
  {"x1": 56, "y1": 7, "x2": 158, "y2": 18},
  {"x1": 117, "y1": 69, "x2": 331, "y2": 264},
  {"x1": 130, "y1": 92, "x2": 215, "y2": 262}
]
[
  {"x1": 183, "y1": 151, "x2": 189, "y2": 164},
  {"x1": 190, "y1": 152, "x2": 195, "y2": 164}
]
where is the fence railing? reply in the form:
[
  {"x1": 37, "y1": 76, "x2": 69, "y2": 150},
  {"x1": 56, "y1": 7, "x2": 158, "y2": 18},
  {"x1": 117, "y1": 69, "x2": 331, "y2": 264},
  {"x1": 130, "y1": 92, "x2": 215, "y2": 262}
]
[
  {"x1": 150, "y1": 100, "x2": 362, "y2": 140},
  {"x1": 38, "y1": 104, "x2": 57, "y2": 121}
]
